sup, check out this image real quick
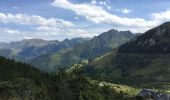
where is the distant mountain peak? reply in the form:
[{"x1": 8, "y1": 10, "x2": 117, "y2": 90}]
[
  {"x1": 108, "y1": 29, "x2": 119, "y2": 33},
  {"x1": 24, "y1": 38, "x2": 44, "y2": 40},
  {"x1": 161, "y1": 22, "x2": 170, "y2": 26},
  {"x1": 100, "y1": 29, "x2": 134, "y2": 38},
  {"x1": 119, "y1": 22, "x2": 170, "y2": 53},
  {"x1": 13, "y1": 38, "x2": 46, "y2": 43},
  {"x1": 63, "y1": 38, "x2": 70, "y2": 40}
]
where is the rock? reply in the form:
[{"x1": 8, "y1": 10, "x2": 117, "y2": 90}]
[{"x1": 138, "y1": 89, "x2": 170, "y2": 100}]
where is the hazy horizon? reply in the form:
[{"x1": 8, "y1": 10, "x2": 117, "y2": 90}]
[{"x1": 0, "y1": 28, "x2": 138, "y2": 43}]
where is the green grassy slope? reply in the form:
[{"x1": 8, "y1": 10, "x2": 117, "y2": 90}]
[{"x1": 80, "y1": 50, "x2": 170, "y2": 91}]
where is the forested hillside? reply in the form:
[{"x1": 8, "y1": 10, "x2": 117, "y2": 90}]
[{"x1": 0, "y1": 56, "x2": 138, "y2": 100}]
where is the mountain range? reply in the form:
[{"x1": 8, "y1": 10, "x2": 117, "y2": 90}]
[
  {"x1": 30, "y1": 29, "x2": 135, "y2": 72},
  {"x1": 0, "y1": 38, "x2": 90, "y2": 61},
  {"x1": 79, "y1": 22, "x2": 170, "y2": 90},
  {"x1": 1, "y1": 22, "x2": 170, "y2": 99},
  {"x1": 0, "y1": 29, "x2": 134, "y2": 72}
]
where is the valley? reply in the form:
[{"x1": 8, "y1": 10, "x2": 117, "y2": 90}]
[{"x1": 1, "y1": 20, "x2": 170, "y2": 100}]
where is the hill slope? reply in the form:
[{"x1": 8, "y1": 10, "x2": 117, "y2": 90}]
[
  {"x1": 119, "y1": 22, "x2": 170, "y2": 53},
  {"x1": 31, "y1": 29, "x2": 135, "y2": 72},
  {"x1": 0, "y1": 56, "x2": 138, "y2": 100},
  {"x1": 80, "y1": 22, "x2": 170, "y2": 90}
]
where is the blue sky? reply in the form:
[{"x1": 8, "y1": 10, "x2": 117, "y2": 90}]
[{"x1": 0, "y1": 0, "x2": 170, "y2": 42}]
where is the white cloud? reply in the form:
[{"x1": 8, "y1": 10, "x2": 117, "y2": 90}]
[
  {"x1": 121, "y1": 8, "x2": 133, "y2": 14},
  {"x1": 91, "y1": 0, "x2": 97, "y2": 5},
  {"x1": 99, "y1": 1, "x2": 105, "y2": 5},
  {"x1": 12, "y1": 7, "x2": 19, "y2": 9},
  {"x1": 51, "y1": 0, "x2": 155, "y2": 27},
  {"x1": 151, "y1": 10, "x2": 170, "y2": 21},
  {"x1": 0, "y1": 13, "x2": 91, "y2": 42},
  {"x1": 35, "y1": 26, "x2": 91, "y2": 38},
  {"x1": 114, "y1": 8, "x2": 133, "y2": 14},
  {"x1": 51, "y1": 0, "x2": 170, "y2": 33},
  {"x1": 0, "y1": 27, "x2": 92, "y2": 42},
  {"x1": 98, "y1": 1, "x2": 111, "y2": 10},
  {"x1": 107, "y1": 6, "x2": 111, "y2": 10},
  {"x1": 74, "y1": 16, "x2": 79, "y2": 20},
  {"x1": 0, "y1": 28, "x2": 24, "y2": 42},
  {"x1": 0, "y1": 28, "x2": 20, "y2": 35},
  {"x1": 35, "y1": 26, "x2": 61, "y2": 32},
  {"x1": 0, "y1": 13, "x2": 74, "y2": 28}
]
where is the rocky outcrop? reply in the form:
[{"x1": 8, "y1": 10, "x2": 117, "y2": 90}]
[{"x1": 138, "y1": 89, "x2": 170, "y2": 100}]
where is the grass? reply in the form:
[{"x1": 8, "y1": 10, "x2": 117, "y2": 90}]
[
  {"x1": 81, "y1": 49, "x2": 170, "y2": 93},
  {"x1": 92, "y1": 50, "x2": 117, "y2": 68},
  {"x1": 99, "y1": 82, "x2": 140, "y2": 96}
]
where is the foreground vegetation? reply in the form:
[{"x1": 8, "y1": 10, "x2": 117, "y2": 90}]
[{"x1": 0, "y1": 56, "x2": 140, "y2": 100}]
